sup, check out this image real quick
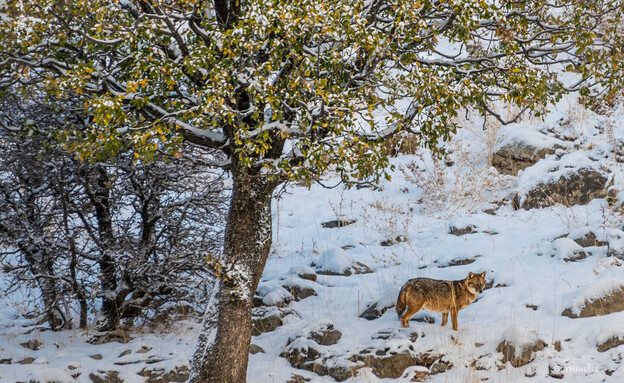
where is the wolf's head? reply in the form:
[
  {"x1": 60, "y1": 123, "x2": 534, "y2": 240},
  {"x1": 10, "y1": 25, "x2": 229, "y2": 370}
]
[{"x1": 466, "y1": 271, "x2": 487, "y2": 294}]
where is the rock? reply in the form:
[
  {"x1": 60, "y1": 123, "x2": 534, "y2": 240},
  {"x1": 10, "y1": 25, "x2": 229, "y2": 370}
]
[
  {"x1": 118, "y1": 350, "x2": 131, "y2": 358},
  {"x1": 89, "y1": 354, "x2": 103, "y2": 360},
  {"x1": 448, "y1": 224, "x2": 476, "y2": 236},
  {"x1": 0, "y1": 358, "x2": 11, "y2": 364},
  {"x1": 260, "y1": 286, "x2": 294, "y2": 307},
  {"x1": 313, "y1": 248, "x2": 373, "y2": 276},
  {"x1": 137, "y1": 346, "x2": 152, "y2": 354},
  {"x1": 89, "y1": 370, "x2": 122, "y2": 383},
  {"x1": 289, "y1": 266, "x2": 317, "y2": 282},
  {"x1": 249, "y1": 344, "x2": 265, "y2": 354},
  {"x1": 548, "y1": 363, "x2": 564, "y2": 379},
  {"x1": 358, "y1": 350, "x2": 450, "y2": 379},
  {"x1": 286, "y1": 375, "x2": 310, "y2": 383},
  {"x1": 321, "y1": 219, "x2": 356, "y2": 228},
  {"x1": 438, "y1": 257, "x2": 476, "y2": 268},
  {"x1": 252, "y1": 307, "x2": 284, "y2": 336},
  {"x1": 552, "y1": 238, "x2": 587, "y2": 262},
  {"x1": 20, "y1": 338, "x2": 43, "y2": 351},
  {"x1": 562, "y1": 285, "x2": 624, "y2": 318},
  {"x1": 565, "y1": 229, "x2": 608, "y2": 247},
  {"x1": 597, "y1": 336, "x2": 624, "y2": 352},
  {"x1": 19, "y1": 357, "x2": 36, "y2": 364},
  {"x1": 284, "y1": 285, "x2": 317, "y2": 301},
  {"x1": 554, "y1": 340, "x2": 562, "y2": 351},
  {"x1": 520, "y1": 169, "x2": 608, "y2": 209},
  {"x1": 380, "y1": 235, "x2": 407, "y2": 247},
  {"x1": 89, "y1": 330, "x2": 131, "y2": 344},
  {"x1": 139, "y1": 365, "x2": 190, "y2": 382},
  {"x1": 492, "y1": 127, "x2": 563, "y2": 176},
  {"x1": 360, "y1": 303, "x2": 389, "y2": 320},
  {"x1": 307, "y1": 323, "x2": 342, "y2": 346},
  {"x1": 497, "y1": 327, "x2": 546, "y2": 367},
  {"x1": 607, "y1": 229, "x2": 624, "y2": 259}
]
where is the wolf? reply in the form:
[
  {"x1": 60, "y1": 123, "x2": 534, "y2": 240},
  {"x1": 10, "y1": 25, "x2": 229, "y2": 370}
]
[{"x1": 396, "y1": 272, "x2": 487, "y2": 330}]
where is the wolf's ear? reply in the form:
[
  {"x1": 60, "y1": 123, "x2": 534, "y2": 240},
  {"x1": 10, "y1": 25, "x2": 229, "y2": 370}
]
[
  {"x1": 468, "y1": 272, "x2": 475, "y2": 278},
  {"x1": 480, "y1": 272, "x2": 486, "y2": 277}
]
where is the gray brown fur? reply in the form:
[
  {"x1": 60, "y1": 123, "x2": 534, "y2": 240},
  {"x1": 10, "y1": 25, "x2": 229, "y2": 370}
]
[{"x1": 396, "y1": 272, "x2": 486, "y2": 330}]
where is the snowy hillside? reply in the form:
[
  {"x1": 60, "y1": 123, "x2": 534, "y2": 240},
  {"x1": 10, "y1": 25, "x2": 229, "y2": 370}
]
[{"x1": 2, "y1": 95, "x2": 624, "y2": 382}]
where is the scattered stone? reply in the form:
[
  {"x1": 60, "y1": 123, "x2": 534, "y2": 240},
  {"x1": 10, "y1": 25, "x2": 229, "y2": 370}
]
[
  {"x1": 290, "y1": 266, "x2": 317, "y2": 282},
  {"x1": 525, "y1": 366, "x2": 537, "y2": 377},
  {"x1": 89, "y1": 330, "x2": 132, "y2": 344},
  {"x1": 360, "y1": 303, "x2": 389, "y2": 320},
  {"x1": 137, "y1": 345, "x2": 152, "y2": 354},
  {"x1": 520, "y1": 169, "x2": 608, "y2": 209},
  {"x1": 380, "y1": 236, "x2": 408, "y2": 247},
  {"x1": 308, "y1": 323, "x2": 342, "y2": 346},
  {"x1": 597, "y1": 336, "x2": 624, "y2": 352},
  {"x1": 284, "y1": 285, "x2": 317, "y2": 301},
  {"x1": 313, "y1": 248, "x2": 373, "y2": 276},
  {"x1": 286, "y1": 375, "x2": 310, "y2": 383},
  {"x1": 497, "y1": 327, "x2": 546, "y2": 368},
  {"x1": 118, "y1": 350, "x2": 131, "y2": 358},
  {"x1": 548, "y1": 363, "x2": 564, "y2": 379},
  {"x1": 321, "y1": 219, "x2": 356, "y2": 228},
  {"x1": 607, "y1": 229, "x2": 624, "y2": 259},
  {"x1": 19, "y1": 357, "x2": 36, "y2": 364},
  {"x1": 359, "y1": 350, "x2": 450, "y2": 379},
  {"x1": 0, "y1": 358, "x2": 11, "y2": 364},
  {"x1": 554, "y1": 341, "x2": 562, "y2": 352},
  {"x1": 562, "y1": 285, "x2": 624, "y2": 318},
  {"x1": 564, "y1": 229, "x2": 608, "y2": 247},
  {"x1": 412, "y1": 315, "x2": 435, "y2": 324},
  {"x1": 89, "y1": 354, "x2": 103, "y2": 360},
  {"x1": 526, "y1": 304, "x2": 538, "y2": 311},
  {"x1": 89, "y1": 370, "x2": 122, "y2": 383},
  {"x1": 249, "y1": 344, "x2": 265, "y2": 354},
  {"x1": 252, "y1": 307, "x2": 284, "y2": 336},
  {"x1": 438, "y1": 258, "x2": 476, "y2": 268},
  {"x1": 552, "y1": 237, "x2": 587, "y2": 262},
  {"x1": 20, "y1": 338, "x2": 43, "y2": 351},
  {"x1": 139, "y1": 365, "x2": 190, "y2": 383},
  {"x1": 449, "y1": 224, "x2": 476, "y2": 236}
]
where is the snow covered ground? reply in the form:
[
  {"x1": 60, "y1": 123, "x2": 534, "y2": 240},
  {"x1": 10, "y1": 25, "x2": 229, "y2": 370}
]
[{"x1": 2, "y1": 95, "x2": 624, "y2": 382}]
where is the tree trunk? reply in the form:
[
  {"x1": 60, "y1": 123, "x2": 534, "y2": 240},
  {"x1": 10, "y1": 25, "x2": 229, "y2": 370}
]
[{"x1": 190, "y1": 167, "x2": 277, "y2": 383}]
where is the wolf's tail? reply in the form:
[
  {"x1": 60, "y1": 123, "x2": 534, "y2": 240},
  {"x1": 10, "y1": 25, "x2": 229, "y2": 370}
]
[{"x1": 396, "y1": 287, "x2": 407, "y2": 319}]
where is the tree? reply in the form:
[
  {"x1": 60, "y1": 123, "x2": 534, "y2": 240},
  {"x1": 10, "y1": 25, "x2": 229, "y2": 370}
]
[
  {"x1": 0, "y1": 89, "x2": 226, "y2": 333},
  {"x1": 1, "y1": 0, "x2": 622, "y2": 381}
]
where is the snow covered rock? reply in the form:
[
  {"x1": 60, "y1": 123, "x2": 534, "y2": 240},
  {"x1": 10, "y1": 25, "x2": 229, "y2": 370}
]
[
  {"x1": 360, "y1": 303, "x2": 391, "y2": 320},
  {"x1": 492, "y1": 124, "x2": 565, "y2": 176},
  {"x1": 597, "y1": 327, "x2": 624, "y2": 352},
  {"x1": 312, "y1": 248, "x2": 372, "y2": 276},
  {"x1": 520, "y1": 168, "x2": 608, "y2": 209},
  {"x1": 252, "y1": 306, "x2": 285, "y2": 336},
  {"x1": 289, "y1": 266, "x2": 317, "y2": 282},
  {"x1": 89, "y1": 370, "x2": 122, "y2": 383},
  {"x1": 562, "y1": 278, "x2": 624, "y2": 318},
  {"x1": 607, "y1": 228, "x2": 624, "y2": 259},
  {"x1": 496, "y1": 326, "x2": 546, "y2": 367},
  {"x1": 564, "y1": 227, "x2": 608, "y2": 247},
  {"x1": 552, "y1": 238, "x2": 587, "y2": 262}
]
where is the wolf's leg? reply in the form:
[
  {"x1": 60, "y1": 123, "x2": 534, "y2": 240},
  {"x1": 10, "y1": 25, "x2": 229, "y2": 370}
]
[
  {"x1": 400, "y1": 298, "x2": 424, "y2": 328},
  {"x1": 441, "y1": 313, "x2": 448, "y2": 327},
  {"x1": 450, "y1": 309, "x2": 458, "y2": 331}
]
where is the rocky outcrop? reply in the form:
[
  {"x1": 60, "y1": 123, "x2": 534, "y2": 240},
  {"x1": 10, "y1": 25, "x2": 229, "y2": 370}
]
[
  {"x1": 492, "y1": 126, "x2": 564, "y2": 176},
  {"x1": 497, "y1": 327, "x2": 546, "y2": 367},
  {"x1": 520, "y1": 169, "x2": 608, "y2": 209},
  {"x1": 312, "y1": 248, "x2": 372, "y2": 276},
  {"x1": 597, "y1": 336, "x2": 624, "y2": 352},
  {"x1": 562, "y1": 285, "x2": 624, "y2": 318}
]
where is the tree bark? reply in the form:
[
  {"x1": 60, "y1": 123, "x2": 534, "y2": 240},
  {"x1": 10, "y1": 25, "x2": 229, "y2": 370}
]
[{"x1": 190, "y1": 165, "x2": 278, "y2": 383}]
